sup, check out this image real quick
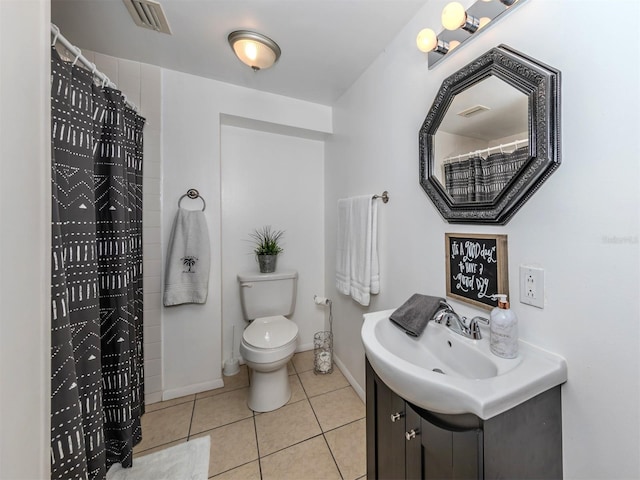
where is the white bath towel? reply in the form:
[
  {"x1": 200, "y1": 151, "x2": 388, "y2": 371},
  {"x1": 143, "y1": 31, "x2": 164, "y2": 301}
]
[
  {"x1": 336, "y1": 198, "x2": 351, "y2": 296},
  {"x1": 370, "y1": 200, "x2": 380, "y2": 296},
  {"x1": 335, "y1": 195, "x2": 379, "y2": 306},
  {"x1": 163, "y1": 208, "x2": 210, "y2": 306}
]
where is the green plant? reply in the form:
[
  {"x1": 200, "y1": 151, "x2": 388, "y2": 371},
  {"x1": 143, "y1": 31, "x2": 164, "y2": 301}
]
[{"x1": 249, "y1": 226, "x2": 284, "y2": 256}]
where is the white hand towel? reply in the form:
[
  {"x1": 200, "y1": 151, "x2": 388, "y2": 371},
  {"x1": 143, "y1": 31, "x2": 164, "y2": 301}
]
[
  {"x1": 370, "y1": 199, "x2": 379, "y2": 295},
  {"x1": 335, "y1": 198, "x2": 351, "y2": 296},
  {"x1": 336, "y1": 195, "x2": 380, "y2": 306},
  {"x1": 163, "y1": 208, "x2": 210, "y2": 306}
]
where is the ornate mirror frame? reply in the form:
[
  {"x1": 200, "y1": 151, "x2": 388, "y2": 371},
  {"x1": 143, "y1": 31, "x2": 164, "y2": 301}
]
[{"x1": 419, "y1": 44, "x2": 561, "y2": 225}]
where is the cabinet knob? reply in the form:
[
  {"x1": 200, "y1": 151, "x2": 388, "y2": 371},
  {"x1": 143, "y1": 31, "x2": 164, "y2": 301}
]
[
  {"x1": 390, "y1": 412, "x2": 404, "y2": 422},
  {"x1": 405, "y1": 429, "x2": 419, "y2": 440}
]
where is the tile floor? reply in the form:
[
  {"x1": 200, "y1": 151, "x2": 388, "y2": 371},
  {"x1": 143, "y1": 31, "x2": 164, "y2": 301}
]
[{"x1": 134, "y1": 351, "x2": 367, "y2": 480}]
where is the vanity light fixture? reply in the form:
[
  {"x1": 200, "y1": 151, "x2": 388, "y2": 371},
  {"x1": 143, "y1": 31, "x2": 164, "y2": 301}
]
[
  {"x1": 228, "y1": 30, "x2": 281, "y2": 71},
  {"x1": 416, "y1": 0, "x2": 527, "y2": 69},
  {"x1": 416, "y1": 28, "x2": 449, "y2": 55}
]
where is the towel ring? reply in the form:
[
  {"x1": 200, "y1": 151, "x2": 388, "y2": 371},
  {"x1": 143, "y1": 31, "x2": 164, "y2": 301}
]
[{"x1": 178, "y1": 188, "x2": 206, "y2": 211}]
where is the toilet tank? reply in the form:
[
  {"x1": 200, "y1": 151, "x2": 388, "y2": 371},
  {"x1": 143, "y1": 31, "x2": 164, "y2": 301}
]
[{"x1": 238, "y1": 270, "x2": 298, "y2": 320}]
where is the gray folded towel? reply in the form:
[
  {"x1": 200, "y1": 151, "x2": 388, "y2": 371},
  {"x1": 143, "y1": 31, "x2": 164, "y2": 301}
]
[{"x1": 389, "y1": 294, "x2": 447, "y2": 337}]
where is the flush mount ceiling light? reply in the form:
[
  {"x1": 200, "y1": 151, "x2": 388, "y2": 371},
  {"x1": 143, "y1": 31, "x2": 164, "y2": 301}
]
[{"x1": 228, "y1": 30, "x2": 281, "y2": 71}]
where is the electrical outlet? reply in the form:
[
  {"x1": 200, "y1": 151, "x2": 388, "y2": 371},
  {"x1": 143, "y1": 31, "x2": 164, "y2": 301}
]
[{"x1": 520, "y1": 265, "x2": 544, "y2": 309}]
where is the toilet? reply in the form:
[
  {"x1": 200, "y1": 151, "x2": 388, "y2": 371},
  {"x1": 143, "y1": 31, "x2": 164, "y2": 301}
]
[{"x1": 238, "y1": 270, "x2": 298, "y2": 412}]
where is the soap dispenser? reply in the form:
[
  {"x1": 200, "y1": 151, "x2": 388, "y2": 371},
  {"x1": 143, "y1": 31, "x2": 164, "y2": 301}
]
[{"x1": 489, "y1": 294, "x2": 518, "y2": 359}]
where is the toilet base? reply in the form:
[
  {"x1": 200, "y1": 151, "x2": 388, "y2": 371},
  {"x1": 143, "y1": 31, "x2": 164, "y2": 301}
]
[{"x1": 247, "y1": 363, "x2": 291, "y2": 412}]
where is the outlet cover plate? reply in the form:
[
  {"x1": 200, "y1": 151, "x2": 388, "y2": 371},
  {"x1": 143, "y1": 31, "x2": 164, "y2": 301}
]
[{"x1": 520, "y1": 265, "x2": 544, "y2": 309}]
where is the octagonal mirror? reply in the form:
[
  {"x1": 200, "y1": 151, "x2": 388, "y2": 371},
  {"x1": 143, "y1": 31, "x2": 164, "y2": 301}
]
[{"x1": 419, "y1": 44, "x2": 561, "y2": 224}]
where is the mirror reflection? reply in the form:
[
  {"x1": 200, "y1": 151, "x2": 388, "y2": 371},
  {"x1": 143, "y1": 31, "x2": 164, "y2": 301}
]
[
  {"x1": 418, "y1": 44, "x2": 561, "y2": 225},
  {"x1": 433, "y1": 76, "x2": 529, "y2": 203}
]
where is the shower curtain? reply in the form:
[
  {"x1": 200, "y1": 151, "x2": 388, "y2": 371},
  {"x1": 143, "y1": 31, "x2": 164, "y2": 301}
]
[
  {"x1": 50, "y1": 47, "x2": 145, "y2": 480},
  {"x1": 443, "y1": 147, "x2": 529, "y2": 202}
]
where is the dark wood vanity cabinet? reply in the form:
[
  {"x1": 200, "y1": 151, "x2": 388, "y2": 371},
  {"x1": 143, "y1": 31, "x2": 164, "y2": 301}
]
[{"x1": 366, "y1": 359, "x2": 563, "y2": 480}]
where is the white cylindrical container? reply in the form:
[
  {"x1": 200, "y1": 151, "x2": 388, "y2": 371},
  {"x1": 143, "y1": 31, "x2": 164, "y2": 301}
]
[
  {"x1": 223, "y1": 358, "x2": 240, "y2": 376},
  {"x1": 490, "y1": 294, "x2": 518, "y2": 359}
]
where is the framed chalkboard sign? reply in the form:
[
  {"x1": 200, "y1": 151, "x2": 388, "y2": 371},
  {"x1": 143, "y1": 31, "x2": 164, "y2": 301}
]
[{"x1": 445, "y1": 233, "x2": 509, "y2": 310}]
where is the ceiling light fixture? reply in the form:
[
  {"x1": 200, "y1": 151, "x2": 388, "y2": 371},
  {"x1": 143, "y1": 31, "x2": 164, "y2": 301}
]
[{"x1": 228, "y1": 30, "x2": 281, "y2": 71}]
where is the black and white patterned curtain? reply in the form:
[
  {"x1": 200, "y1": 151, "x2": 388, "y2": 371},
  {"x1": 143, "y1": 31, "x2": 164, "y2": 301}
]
[
  {"x1": 443, "y1": 146, "x2": 529, "y2": 202},
  {"x1": 444, "y1": 155, "x2": 484, "y2": 202},
  {"x1": 51, "y1": 47, "x2": 145, "y2": 480}
]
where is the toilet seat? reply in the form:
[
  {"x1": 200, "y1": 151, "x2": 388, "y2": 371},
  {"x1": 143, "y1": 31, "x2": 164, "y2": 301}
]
[{"x1": 243, "y1": 315, "x2": 298, "y2": 349}]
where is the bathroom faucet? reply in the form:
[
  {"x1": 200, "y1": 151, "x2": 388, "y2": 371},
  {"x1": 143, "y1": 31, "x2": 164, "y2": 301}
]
[{"x1": 433, "y1": 304, "x2": 489, "y2": 340}]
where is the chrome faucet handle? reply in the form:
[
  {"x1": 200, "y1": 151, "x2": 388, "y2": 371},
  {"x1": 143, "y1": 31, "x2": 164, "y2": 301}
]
[
  {"x1": 468, "y1": 316, "x2": 490, "y2": 340},
  {"x1": 472, "y1": 316, "x2": 489, "y2": 326},
  {"x1": 441, "y1": 312, "x2": 466, "y2": 335}
]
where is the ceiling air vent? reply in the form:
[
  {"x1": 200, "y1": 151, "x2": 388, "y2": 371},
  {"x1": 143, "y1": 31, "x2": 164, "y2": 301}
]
[
  {"x1": 457, "y1": 104, "x2": 490, "y2": 118},
  {"x1": 123, "y1": 0, "x2": 172, "y2": 34}
]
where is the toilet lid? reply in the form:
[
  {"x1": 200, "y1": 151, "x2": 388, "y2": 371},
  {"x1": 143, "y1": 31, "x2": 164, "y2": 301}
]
[{"x1": 243, "y1": 315, "x2": 298, "y2": 349}]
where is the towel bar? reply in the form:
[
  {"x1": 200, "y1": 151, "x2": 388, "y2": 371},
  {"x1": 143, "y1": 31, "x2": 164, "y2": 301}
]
[
  {"x1": 178, "y1": 188, "x2": 206, "y2": 211},
  {"x1": 373, "y1": 191, "x2": 389, "y2": 203}
]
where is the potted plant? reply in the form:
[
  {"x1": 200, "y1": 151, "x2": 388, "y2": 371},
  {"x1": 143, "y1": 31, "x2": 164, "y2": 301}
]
[{"x1": 249, "y1": 226, "x2": 284, "y2": 273}]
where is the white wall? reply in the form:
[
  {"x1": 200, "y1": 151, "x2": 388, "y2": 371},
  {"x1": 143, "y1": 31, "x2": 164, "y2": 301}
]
[
  {"x1": 325, "y1": 1, "x2": 640, "y2": 479},
  {"x1": 220, "y1": 125, "x2": 325, "y2": 362},
  {"x1": 161, "y1": 69, "x2": 331, "y2": 399},
  {"x1": 0, "y1": 0, "x2": 50, "y2": 477}
]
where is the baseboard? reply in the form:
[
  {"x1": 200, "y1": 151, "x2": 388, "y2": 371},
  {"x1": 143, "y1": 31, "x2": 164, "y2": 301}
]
[
  {"x1": 162, "y1": 378, "x2": 224, "y2": 401},
  {"x1": 145, "y1": 392, "x2": 163, "y2": 405},
  {"x1": 294, "y1": 344, "x2": 366, "y2": 402},
  {"x1": 333, "y1": 354, "x2": 365, "y2": 403},
  {"x1": 296, "y1": 342, "x2": 314, "y2": 353}
]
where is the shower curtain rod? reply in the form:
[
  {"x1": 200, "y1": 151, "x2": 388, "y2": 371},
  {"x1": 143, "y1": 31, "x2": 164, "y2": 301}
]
[
  {"x1": 50, "y1": 23, "x2": 139, "y2": 112},
  {"x1": 442, "y1": 137, "x2": 529, "y2": 164}
]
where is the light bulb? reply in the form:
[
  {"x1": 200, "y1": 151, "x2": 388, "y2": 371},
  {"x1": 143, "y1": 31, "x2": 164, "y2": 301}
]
[
  {"x1": 442, "y1": 2, "x2": 467, "y2": 30},
  {"x1": 244, "y1": 42, "x2": 258, "y2": 61},
  {"x1": 416, "y1": 28, "x2": 438, "y2": 53},
  {"x1": 478, "y1": 17, "x2": 491, "y2": 29}
]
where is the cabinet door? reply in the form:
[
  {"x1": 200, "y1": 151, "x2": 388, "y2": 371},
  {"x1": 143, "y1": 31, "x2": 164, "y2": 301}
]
[
  {"x1": 375, "y1": 373, "x2": 406, "y2": 479},
  {"x1": 404, "y1": 403, "x2": 426, "y2": 479},
  {"x1": 451, "y1": 426, "x2": 483, "y2": 480},
  {"x1": 367, "y1": 360, "x2": 406, "y2": 480},
  {"x1": 409, "y1": 403, "x2": 483, "y2": 480}
]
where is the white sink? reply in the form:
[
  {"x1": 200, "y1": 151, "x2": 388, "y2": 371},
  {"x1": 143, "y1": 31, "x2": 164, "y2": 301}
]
[{"x1": 362, "y1": 309, "x2": 567, "y2": 420}]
